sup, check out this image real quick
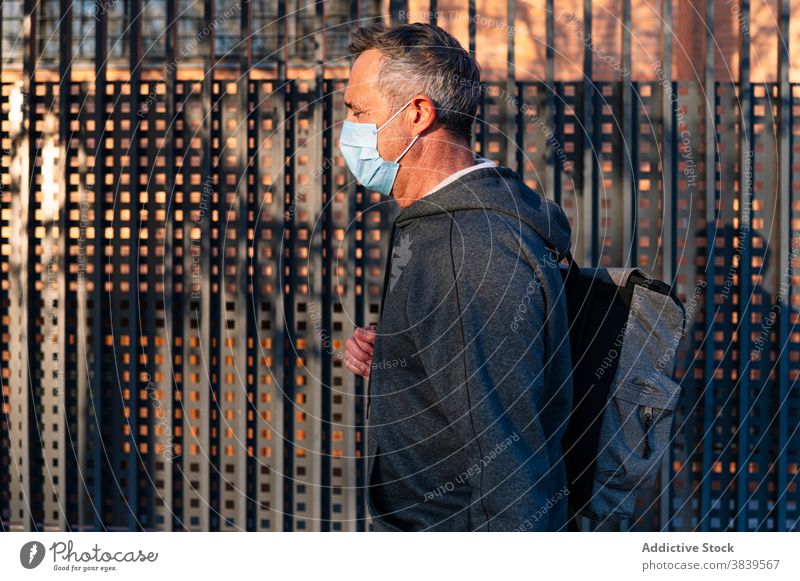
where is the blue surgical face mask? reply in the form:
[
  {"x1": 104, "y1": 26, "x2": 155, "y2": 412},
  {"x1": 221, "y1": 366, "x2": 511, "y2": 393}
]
[{"x1": 338, "y1": 98, "x2": 420, "y2": 196}]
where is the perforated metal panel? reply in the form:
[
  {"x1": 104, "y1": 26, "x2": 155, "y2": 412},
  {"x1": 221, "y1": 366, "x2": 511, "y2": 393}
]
[{"x1": 1, "y1": 1, "x2": 799, "y2": 533}]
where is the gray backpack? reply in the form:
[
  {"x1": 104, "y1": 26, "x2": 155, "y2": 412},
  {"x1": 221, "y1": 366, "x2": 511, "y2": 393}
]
[{"x1": 557, "y1": 253, "x2": 686, "y2": 524}]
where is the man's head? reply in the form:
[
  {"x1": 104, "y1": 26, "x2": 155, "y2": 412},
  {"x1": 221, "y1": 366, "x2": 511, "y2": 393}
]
[
  {"x1": 347, "y1": 22, "x2": 481, "y2": 142},
  {"x1": 341, "y1": 23, "x2": 482, "y2": 204}
]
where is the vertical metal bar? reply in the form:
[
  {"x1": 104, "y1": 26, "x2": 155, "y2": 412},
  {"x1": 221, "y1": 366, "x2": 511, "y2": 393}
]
[
  {"x1": 143, "y1": 60, "x2": 160, "y2": 532},
  {"x1": 513, "y1": 83, "x2": 526, "y2": 178},
  {"x1": 284, "y1": 82, "x2": 298, "y2": 531},
  {"x1": 471, "y1": 0, "x2": 484, "y2": 159},
  {"x1": 776, "y1": 0, "x2": 791, "y2": 533},
  {"x1": 700, "y1": 0, "x2": 715, "y2": 532},
  {"x1": 630, "y1": 84, "x2": 639, "y2": 264},
  {"x1": 249, "y1": 52, "x2": 260, "y2": 533},
  {"x1": 390, "y1": 0, "x2": 408, "y2": 24},
  {"x1": 162, "y1": 0, "x2": 179, "y2": 532},
  {"x1": 316, "y1": 0, "x2": 332, "y2": 533},
  {"x1": 662, "y1": 0, "x2": 675, "y2": 287},
  {"x1": 92, "y1": 0, "x2": 108, "y2": 532},
  {"x1": 621, "y1": 0, "x2": 633, "y2": 267},
  {"x1": 200, "y1": 0, "x2": 215, "y2": 532},
  {"x1": 208, "y1": 3, "x2": 223, "y2": 532},
  {"x1": 275, "y1": 0, "x2": 292, "y2": 531},
  {"x1": 128, "y1": 0, "x2": 142, "y2": 532},
  {"x1": 737, "y1": 0, "x2": 752, "y2": 533},
  {"x1": 248, "y1": 6, "x2": 266, "y2": 532},
  {"x1": 0, "y1": 0, "x2": 5, "y2": 530},
  {"x1": 18, "y1": 0, "x2": 41, "y2": 531},
  {"x1": 468, "y1": 0, "x2": 476, "y2": 58},
  {"x1": 75, "y1": 62, "x2": 90, "y2": 532},
  {"x1": 277, "y1": 0, "x2": 287, "y2": 81},
  {"x1": 281, "y1": 0, "x2": 295, "y2": 529},
  {"x1": 506, "y1": 0, "x2": 516, "y2": 172},
  {"x1": 239, "y1": 0, "x2": 252, "y2": 531},
  {"x1": 545, "y1": 0, "x2": 557, "y2": 203},
  {"x1": 5, "y1": 0, "x2": 20, "y2": 530},
  {"x1": 210, "y1": 2, "x2": 223, "y2": 532},
  {"x1": 349, "y1": 0, "x2": 368, "y2": 532},
  {"x1": 660, "y1": 0, "x2": 676, "y2": 531},
  {"x1": 582, "y1": 0, "x2": 597, "y2": 265},
  {"x1": 59, "y1": 0, "x2": 74, "y2": 532}
]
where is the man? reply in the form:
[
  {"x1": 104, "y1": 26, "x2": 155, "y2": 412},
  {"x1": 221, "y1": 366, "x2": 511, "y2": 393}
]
[{"x1": 341, "y1": 22, "x2": 574, "y2": 532}]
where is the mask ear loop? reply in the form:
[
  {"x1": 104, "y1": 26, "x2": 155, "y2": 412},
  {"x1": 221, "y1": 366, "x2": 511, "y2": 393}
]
[
  {"x1": 377, "y1": 98, "x2": 415, "y2": 132},
  {"x1": 376, "y1": 97, "x2": 420, "y2": 163},
  {"x1": 394, "y1": 133, "x2": 419, "y2": 163}
]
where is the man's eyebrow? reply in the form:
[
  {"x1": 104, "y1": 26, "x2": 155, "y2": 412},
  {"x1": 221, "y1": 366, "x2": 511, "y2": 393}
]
[{"x1": 344, "y1": 98, "x2": 361, "y2": 111}]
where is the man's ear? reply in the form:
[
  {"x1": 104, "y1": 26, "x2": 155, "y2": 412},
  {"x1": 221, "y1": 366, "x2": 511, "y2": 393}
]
[{"x1": 407, "y1": 95, "x2": 437, "y2": 136}]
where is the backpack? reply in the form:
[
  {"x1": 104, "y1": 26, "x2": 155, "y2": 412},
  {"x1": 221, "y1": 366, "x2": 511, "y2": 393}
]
[{"x1": 556, "y1": 251, "x2": 687, "y2": 524}]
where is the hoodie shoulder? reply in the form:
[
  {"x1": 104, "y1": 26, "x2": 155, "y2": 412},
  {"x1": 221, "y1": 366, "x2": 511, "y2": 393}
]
[{"x1": 396, "y1": 164, "x2": 572, "y2": 259}]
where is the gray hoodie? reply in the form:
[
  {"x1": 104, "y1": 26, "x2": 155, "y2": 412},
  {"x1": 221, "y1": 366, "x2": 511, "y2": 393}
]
[{"x1": 366, "y1": 164, "x2": 574, "y2": 532}]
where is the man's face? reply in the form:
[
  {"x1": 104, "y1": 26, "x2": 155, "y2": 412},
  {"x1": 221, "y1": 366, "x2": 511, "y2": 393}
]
[{"x1": 343, "y1": 49, "x2": 412, "y2": 165}]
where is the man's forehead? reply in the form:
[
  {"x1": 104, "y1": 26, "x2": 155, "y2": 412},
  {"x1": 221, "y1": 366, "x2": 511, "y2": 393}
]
[{"x1": 345, "y1": 50, "x2": 384, "y2": 105}]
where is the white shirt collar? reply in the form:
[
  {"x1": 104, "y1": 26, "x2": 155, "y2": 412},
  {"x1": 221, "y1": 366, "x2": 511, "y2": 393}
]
[{"x1": 420, "y1": 155, "x2": 496, "y2": 198}]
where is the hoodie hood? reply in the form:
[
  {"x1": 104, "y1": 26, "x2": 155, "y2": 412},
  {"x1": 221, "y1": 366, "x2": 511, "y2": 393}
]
[{"x1": 395, "y1": 164, "x2": 573, "y2": 260}]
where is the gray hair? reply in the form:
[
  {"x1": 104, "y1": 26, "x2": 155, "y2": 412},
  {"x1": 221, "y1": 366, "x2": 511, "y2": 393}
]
[{"x1": 348, "y1": 23, "x2": 482, "y2": 142}]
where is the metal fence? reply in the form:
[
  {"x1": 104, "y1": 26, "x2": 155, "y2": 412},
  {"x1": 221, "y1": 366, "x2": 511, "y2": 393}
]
[{"x1": 0, "y1": 0, "x2": 798, "y2": 532}]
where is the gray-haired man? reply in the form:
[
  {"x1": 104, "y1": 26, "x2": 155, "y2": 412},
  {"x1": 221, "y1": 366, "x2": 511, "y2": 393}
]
[{"x1": 341, "y1": 22, "x2": 574, "y2": 532}]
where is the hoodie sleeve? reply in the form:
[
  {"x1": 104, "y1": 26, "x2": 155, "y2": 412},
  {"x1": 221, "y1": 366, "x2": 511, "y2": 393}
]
[{"x1": 405, "y1": 210, "x2": 570, "y2": 531}]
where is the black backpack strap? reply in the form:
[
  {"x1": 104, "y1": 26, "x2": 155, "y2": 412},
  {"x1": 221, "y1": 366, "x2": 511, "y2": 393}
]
[
  {"x1": 377, "y1": 217, "x2": 399, "y2": 320},
  {"x1": 562, "y1": 249, "x2": 581, "y2": 279}
]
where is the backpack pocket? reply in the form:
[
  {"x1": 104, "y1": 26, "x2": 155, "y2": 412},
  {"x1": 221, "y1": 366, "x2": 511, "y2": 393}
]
[{"x1": 588, "y1": 371, "x2": 681, "y2": 520}]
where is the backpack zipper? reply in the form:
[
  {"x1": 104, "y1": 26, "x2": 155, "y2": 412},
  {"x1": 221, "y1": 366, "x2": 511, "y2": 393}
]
[{"x1": 642, "y1": 406, "x2": 653, "y2": 459}]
